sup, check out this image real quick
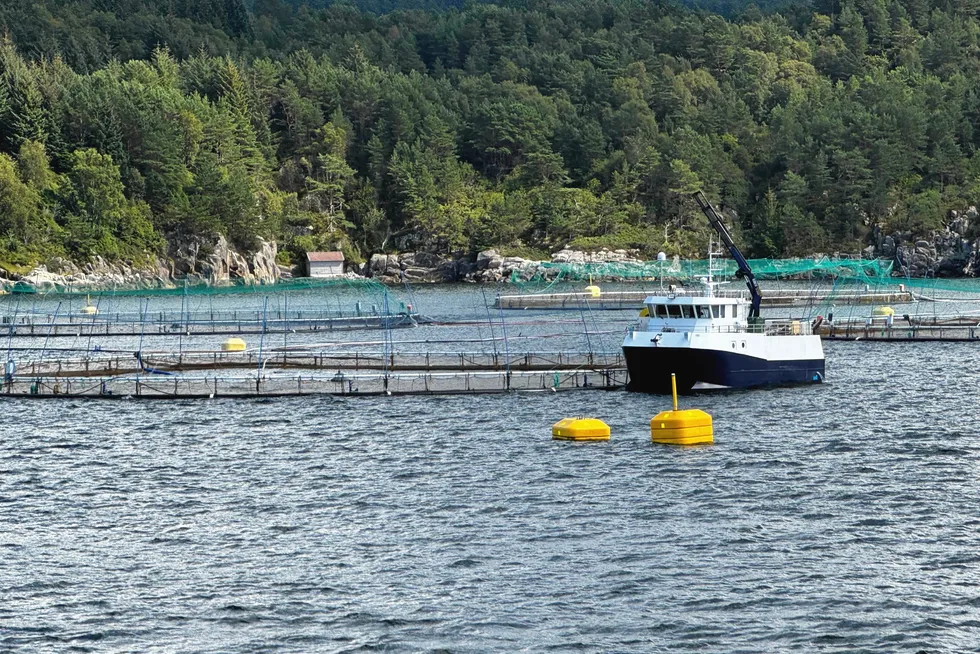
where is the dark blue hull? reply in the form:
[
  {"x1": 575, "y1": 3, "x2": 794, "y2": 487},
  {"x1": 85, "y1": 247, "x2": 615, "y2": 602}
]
[{"x1": 623, "y1": 345, "x2": 824, "y2": 394}]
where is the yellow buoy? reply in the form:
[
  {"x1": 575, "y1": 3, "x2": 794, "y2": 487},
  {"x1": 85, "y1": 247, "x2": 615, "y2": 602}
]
[
  {"x1": 872, "y1": 306, "x2": 895, "y2": 317},
  {"x1": 650, "y1": 374, "x2": 713, "y2": 445},
  {"x1": 552, "y1": 417, "x2": 610, "y2": 441},
  {"x1": 584, "y1": 275, "x2": 600, "y2": 298},
  {"x1": 221, "y1": 337, "x2": 247, "y2": 352},
  {"x1": 639, "y1": 307, "x2": 650, "y2": 317}
]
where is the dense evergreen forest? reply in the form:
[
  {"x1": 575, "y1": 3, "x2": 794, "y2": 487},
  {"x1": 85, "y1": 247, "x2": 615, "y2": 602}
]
[{"x1": 0, "y1": 0, "x2": 977, "y2": 270}]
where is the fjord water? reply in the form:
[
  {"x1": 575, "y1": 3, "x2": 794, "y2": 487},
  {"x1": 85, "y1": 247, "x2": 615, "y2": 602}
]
[{"x1": 3, "y1": 287, "x2": 980, "y2": 651}]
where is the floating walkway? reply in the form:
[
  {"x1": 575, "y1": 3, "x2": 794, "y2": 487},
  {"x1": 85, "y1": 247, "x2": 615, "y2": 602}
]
[
  {"x1": 816, "y1": 317, "x2": 980, "y2": 341},
  {"x1": 4, "y1": 368, "x2": 628, "y2": 398},
  {"x1": 495, "y1": 289, "x2": 917, "y2": 311},
  {"x1": 0, "y1": 310, "x2": 424, "y2": 338},
  {"x1": 17, "y1": 351, "x2": 625, "y2": 378}
]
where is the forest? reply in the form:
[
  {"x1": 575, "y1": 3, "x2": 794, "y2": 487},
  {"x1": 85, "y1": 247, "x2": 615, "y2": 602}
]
[{"x1": 0, "y1": 0, "x2": 978, "y2": 270}]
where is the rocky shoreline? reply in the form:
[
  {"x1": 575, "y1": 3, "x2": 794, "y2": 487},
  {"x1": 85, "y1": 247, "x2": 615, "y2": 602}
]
[
  {"x1": 3, "y1": 234, "x2": 288, "y2": 292},
  {"x1": 6, "y1": 211, "x2": 980, "y2": 292},
  {"x1": 865, "y1": 206, "x2": 980, "y2": 277},
  {"x1": 5, "y1": 243, "x2": 654, "y2": 292}
]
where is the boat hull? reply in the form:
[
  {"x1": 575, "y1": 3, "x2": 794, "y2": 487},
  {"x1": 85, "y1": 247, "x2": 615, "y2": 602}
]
[{"x1": 623, "y1": 344, "x2": 824, "y2": 394}]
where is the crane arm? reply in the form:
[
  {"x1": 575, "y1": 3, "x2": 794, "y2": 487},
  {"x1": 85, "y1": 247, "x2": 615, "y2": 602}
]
[{"x1": 692, "y1": 190, "x2": 761, "y2": 318}]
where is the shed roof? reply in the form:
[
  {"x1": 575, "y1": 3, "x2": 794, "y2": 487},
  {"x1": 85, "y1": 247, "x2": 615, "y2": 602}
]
[{"x1": 306, "y1": 251, "x2": 345, "y2": 262}]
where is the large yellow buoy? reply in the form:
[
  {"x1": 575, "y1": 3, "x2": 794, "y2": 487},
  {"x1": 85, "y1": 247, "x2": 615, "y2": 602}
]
[
  {"x1": 872, "y1": 306, "x2": 895, "y2": 317},
  {"x1": 651, "y1": 374, "x2": 713, "y2": 445},
  {"x1": 552, "y1": 417, "x2": 610, "y2": 441},
  {"x1": 221, "y1": 337, "x2": 247, "y2": 352}
]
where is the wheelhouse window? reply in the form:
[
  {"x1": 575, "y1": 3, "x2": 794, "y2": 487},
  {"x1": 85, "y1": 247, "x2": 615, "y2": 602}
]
[
  {"x1": 680, "y1": 305, "x2": 694, "y2": 319},
  {"x1": 732, "y1": 304, "x2": 738, "y2": 318},
  {"x1": 666, "y1": 304, "x2": 681, "y2": 318},
  {"x1": 656, "y1": 304, "x2": 669, "y2": 318},
  {"x1": 694, "y1": 305, "x2": 710, "y2": 319}
]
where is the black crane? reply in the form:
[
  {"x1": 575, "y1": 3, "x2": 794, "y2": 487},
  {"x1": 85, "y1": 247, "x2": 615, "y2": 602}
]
[{"x1": 692, "y1": 190, "x2": 762, "y2": 319}]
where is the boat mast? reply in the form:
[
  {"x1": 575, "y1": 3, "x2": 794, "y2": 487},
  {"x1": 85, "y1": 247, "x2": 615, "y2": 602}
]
[
  {"x1": 706, "y1": 235, "x2": 714, "y2": 299},
  {"x1": 692, "y1": 190, "x2": 762, "y2": 319}
]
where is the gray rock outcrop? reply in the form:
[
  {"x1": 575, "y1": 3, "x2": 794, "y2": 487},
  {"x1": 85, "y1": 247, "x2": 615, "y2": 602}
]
[
  {"x1": 168, "y1": 234, "x2": 279, "y2": 285},
  {"x1": 868, "y1": 207, "x2": 979, "y2": 277}
]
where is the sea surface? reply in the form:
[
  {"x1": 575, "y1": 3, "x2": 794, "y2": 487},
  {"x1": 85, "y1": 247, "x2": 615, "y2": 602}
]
[{"x1": 3, "y1": 284, "x2": 980, "y2": 651}]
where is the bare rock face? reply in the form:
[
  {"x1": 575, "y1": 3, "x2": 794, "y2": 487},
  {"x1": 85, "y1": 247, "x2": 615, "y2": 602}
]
[
  {"x1": 250, "y1": 239, "x2": 279, "y2": 284},
  {"x1": 362, "y1": 246, "x2": 651, "y2": 284},
  {"x1": 9, "y1": 233, "x2": 283, "y2": 292},
  {"x1": 17, "y1": 256, "x2": 172, "y2": 290},
  {"x1": 169, "y1": 234, "x2": 279, "y2": 284},
  {"x1": 550, "y1": 248, "x2": 641, "y2": 264},
  {"x1": 368, "y1": 253, "x2": 400, "y2": 278},
  {"x1": 366, "y1": 252, "x2": 462, "y2": 282},
  {"x1": 477, "y1": 249, "x2": 504, "y2": 270},
  {"x1": 866, "y1": 207, "x2": 980, "y2": 277}
]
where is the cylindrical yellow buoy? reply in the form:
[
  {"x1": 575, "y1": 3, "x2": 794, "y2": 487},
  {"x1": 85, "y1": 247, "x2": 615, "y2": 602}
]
[
  {"x1": 584, "y1": 284, "x2": 601, "y2": 298},
  {"x1": 650, "y1": 373, "x2": 713, "y2": 445},
  {"x1": 221, "y1": 337, "x2": 247, "y2": 352},
  {"x1": 872, "y1": 306, "x2": 895, "y2": 317},
  {"x1": 552, "y1": 417, "x2": 610, "y2": 441}
]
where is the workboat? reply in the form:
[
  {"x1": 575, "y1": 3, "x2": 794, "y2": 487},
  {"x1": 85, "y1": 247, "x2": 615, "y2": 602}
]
[{"x1": 622, "y1": 191, "x2": 825, "y2": 394}]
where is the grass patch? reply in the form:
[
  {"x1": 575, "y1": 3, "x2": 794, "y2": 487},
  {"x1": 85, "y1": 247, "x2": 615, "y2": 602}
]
[
  {"x1": 496, "y1": 245, "x2": 550, "y2": 261},
  {"x1": 0, "y1": 261, "x2": 36, "y2": 276}
]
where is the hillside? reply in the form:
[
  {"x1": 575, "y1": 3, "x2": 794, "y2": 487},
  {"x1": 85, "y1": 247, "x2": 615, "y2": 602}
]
[{"x1": 0, "y1": 0, "x2": 976, "y2": 273}]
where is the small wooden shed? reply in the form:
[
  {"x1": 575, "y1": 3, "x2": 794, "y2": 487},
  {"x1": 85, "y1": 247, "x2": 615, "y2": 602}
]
[{"x1": 306, "y1": 251, "x2": 345, "y2": 278}]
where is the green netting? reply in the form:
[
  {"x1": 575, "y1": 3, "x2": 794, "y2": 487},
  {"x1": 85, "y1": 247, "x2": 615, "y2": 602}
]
[
  {"x1": 10, "y1": 256, "x2": 980, "y2": 299},
  {"x1": 509, "y1": 257, "x2": 896, "y2": 285},
  {"x1": 3, "y1": 275, "x2": 387, "y2": 298}
]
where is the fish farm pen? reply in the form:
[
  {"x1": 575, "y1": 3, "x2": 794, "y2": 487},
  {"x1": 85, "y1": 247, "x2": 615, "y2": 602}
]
[
  {"x1": 494, "y1": 288, "x2": 917, "y2": 310},
  {"x1": 0, "y1": 310, "x2": 424, "y2": 338},
  {"x1": 815, "y1": 316, "x2": 980, "y2": 341},
  {"x1": 17, "y1": 351, "x2": 626, "y2": 377},
  {"x1": 9, "y1": 255, "x2": 980, "y2": 401},
  {"x1": 7, "y1": 369, "x2": 628, "y2": 398},
  {"x1": 0, "y1": 274, "x2": 632, "y2": 398}
]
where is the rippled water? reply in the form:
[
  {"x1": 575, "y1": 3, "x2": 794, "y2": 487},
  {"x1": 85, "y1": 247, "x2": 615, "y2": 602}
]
[{"x1": 3, "y1": 287, "x2": 980, "y2": 651}]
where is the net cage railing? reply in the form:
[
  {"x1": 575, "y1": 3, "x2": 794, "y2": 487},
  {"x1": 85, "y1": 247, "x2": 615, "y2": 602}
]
[
  {"x1": 16, "y1": 351, "x2": 628, "y2": 378},
  {"x1": 5, "y1": 368, "x2": 630, "y2": 397}
]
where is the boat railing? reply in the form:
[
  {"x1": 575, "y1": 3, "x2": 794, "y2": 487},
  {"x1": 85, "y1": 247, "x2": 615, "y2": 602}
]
[
  {"x1": 645, "y1": 320, "x2": 812, "y2": 336},
  {"x1": 654, "y1": 288, "x2": 748, "y2": 300}
]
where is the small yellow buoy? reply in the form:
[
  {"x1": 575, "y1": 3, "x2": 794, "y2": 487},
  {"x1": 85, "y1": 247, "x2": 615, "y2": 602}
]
[
  {"x1": 650, "y1": 373, "x2": 713, "y2": 445},
  {"x1": 552, "y1": 417, "x2": 610, "y2": 441},
  {"x1": 221, "y1": 337, "x2": 247, "y2": 352},
  {"x1": 872, "y1": 306, "x2": 895, "y2": 317},
  {"x1": 584, "y1": 275, "x2": 600, "y2": 298}
]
